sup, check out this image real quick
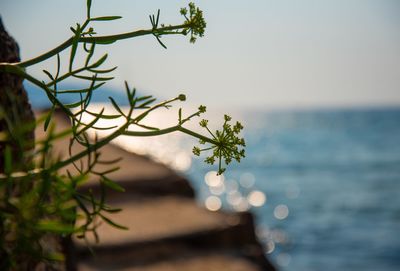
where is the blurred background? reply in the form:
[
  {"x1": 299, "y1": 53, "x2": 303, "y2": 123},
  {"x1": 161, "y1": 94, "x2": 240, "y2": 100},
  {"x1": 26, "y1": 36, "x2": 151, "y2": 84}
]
[{"x1": 1, "y1": 0, "x2": 400, "y2": 270}]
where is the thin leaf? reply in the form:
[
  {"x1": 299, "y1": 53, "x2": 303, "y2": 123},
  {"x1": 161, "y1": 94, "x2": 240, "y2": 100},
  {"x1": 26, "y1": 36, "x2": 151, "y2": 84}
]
[
  {"x1": 90, "y1": 125, "x2": 118, "y2": 130},
  {"x1": 85, "y1": 42, "x2": 96, "y2": 67},
  {"x1": 149, "y1": 15, "x2": 155, "y2": 27},
  {"x1": 136, "y1": 95, "x2": 153, "y2": 102},
  {"x1": 156, "y1": 9, "x2": 160, "y2": 27},
  {"x1": 55, "y1": 53, "x2": 61, "y2": 82},
  {"x1": 88, "y1": 66, "x2": 117, "y2": 74},
  {"x1": 131, "y1": 88, "x2": 137, "y2": 100},
  {"x1": 99, "y1": 213, "x2": 129, "y2": 230},
  {"x1": 70, "y1": 24, "x2": 81, "y2": 71},
  {"x1": 83, "y1": 42, "x2": 90, "y2": 53},
  {"x1": 138, "y1": 98, "x2": 157, "y2": 108},
  {"x1": 97, "y1": 157, "x2": 123, "y2": 165},
  {"x1": 44, "y1": 106, "x2": 55, "y2": 131},
  {"x1": 101, "y1": 176, "x2": 125, "y2": 192},
  {"x1": 43, "y1": 69, "x2": 54, "y2": 81},
  {"x1": 83, "y1": 75, "x2": 97, "y2": 108},
  {"x1": 57, "y1": 82, "x2": 105, "y2": 94},
  {"x1": 85, "y1": 110, "x2": 121, "y2": 119},
  {"x1": 102, "y1": 206, "x2": 123, "y2": 213},
  {"x1": 156, "y1": 36, "x2": 167, "y2": 49},
  {"x1": 135, "y1": 112, "x2": 149, "y2": 123},
  {"x1": 108, "y1": 97, "x2": 125, "y2": 116},
  {"x1": 75, "y1": 195, "x2": 91, "y2": 218},
  {"x1": 90, "y1": 16, "x2": 122, "y2": 21},
  {"x1": 76, "y1": 108, "x2": 105, "y2": 135},
  {"x1": 125, "y1": 81, "x2": 132, "y2": 101},
  {"x1": 65, "y1": 100, "x2": 85, "y2": 109},
  {"x1": 93, "y1": 166, "x2": 120, "y2": 176},
  {"x1": 87, "y1": 0, "x2": 92, "y2": 19},
  {"x1": 73, "y1": 74, "x2": 114, "y2": 81},
  {"x1": 90, "y1": 54, "x2": 108, "y2": 68}
]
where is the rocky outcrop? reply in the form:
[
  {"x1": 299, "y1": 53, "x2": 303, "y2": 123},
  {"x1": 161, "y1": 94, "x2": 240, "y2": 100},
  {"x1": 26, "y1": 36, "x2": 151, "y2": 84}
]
[{"x1": 0, "y1": 17, "x2": 35, "y2": 173}]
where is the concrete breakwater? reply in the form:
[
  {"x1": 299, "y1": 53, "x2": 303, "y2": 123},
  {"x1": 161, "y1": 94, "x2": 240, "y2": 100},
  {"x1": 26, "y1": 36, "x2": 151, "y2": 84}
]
[{"x1": 36, "y1": 110, "x2": 276, "y2": 271}]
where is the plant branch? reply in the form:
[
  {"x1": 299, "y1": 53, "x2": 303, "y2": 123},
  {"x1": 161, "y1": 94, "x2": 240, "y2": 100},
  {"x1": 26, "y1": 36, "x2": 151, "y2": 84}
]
[{"x1": 14, "y1": 23, "x2": 191, "y2": 68}]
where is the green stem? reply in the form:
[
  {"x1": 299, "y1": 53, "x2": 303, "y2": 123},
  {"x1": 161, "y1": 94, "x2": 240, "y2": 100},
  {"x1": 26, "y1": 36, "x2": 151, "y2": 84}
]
[
  {"x1": 16, "y1": 23, "x2": 190, "y2": 68},
  {"x1": 178, "y1": 126, "x2": 216, "y2": 145},
  {"x1": 80, "y1": 24, "x2": 188, "y2": 43},
  {"x1": 123, "y1": 125, "x2": 180, "y2": 137},
  {"x1": 20, "y1": 38, "x2": 73, "y2": 68},
  {"x1": 123, "y1": 125, "x2": 216, "y2": 145}
]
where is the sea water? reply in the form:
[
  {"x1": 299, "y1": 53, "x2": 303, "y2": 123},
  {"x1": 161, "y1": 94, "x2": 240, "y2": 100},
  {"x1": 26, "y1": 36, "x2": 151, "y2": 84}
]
[{"x1": 187, "y1": 108, "x2": 400, "y2": 271}]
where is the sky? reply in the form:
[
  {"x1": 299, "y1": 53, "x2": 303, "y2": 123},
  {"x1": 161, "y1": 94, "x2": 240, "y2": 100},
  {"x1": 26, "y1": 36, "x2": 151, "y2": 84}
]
[{"x1": 1, "y1": 0, "x2": 400, "y2": 110}]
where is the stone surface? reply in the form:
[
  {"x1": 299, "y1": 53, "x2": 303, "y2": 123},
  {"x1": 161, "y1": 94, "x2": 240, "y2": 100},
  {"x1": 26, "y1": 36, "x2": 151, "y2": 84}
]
[
  {"x1": 79, "y1": 251, "x2": 265, "y2": 271},
  {"x1": 75, "y1": 196, "x2": 238, "y2": 246},
  {"x1": 75, "y1": 196, "x2": 275, "y2": 270}
]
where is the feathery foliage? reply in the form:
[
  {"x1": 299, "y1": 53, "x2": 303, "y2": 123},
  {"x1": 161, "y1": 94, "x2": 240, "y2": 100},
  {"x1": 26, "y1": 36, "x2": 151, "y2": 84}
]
[{"x1": 0, "y1": 0, "x2": 245, "y2": 268}]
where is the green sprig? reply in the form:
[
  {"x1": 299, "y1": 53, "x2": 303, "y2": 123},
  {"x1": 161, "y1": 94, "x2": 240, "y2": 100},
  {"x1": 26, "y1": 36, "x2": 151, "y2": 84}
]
[{"x1": 192, "y1": 115, "x2": 246, "y2": 175}]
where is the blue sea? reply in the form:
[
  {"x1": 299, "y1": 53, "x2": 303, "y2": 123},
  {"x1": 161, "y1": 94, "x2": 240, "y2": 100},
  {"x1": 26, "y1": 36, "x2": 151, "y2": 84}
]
[
  {"x1": 188, "y1": 108, "x2": 400, "y2": 271},
  {"x1": 27, "y1": 87, "x2": 400, "y2": 270}
]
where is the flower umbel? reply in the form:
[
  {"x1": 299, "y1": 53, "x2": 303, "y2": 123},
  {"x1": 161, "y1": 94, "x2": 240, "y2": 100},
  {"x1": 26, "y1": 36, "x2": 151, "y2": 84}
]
[
  {"x1": 192, "y1": 115, "x2": 246, "y2": 175},
  {"x1": 180, "y1": 2, "x2": 206, "y2": 43}
]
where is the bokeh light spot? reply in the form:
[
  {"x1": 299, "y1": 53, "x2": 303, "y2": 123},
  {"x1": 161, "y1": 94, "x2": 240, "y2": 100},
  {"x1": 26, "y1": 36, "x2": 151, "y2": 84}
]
[
  {"x1": 226, "y1": 191, "x2": 242, "y2": 206},
  {"x1": 276, "y1": 253, "x2": 291, "y2": 267},
  {"x1": 209, "y1": 183, "x2": 225, "y2": 195},
  {"x1": 239, "y1": 172, "x2": 255, "y2": 188},
  {"x1": 232, "y1": 197, "x2": 250, "y2": 212},
  {"x1": 204, "y1": 171, "x2": 225, "y2": 187},
  {"x1": 247, "y1": 190, "x2": 267, "y2": 207},
  {"x1": 274, "y1": 204, "x2": 289, "y2": 220},
  {"x1": 205, "y1": 196, "x2": 222, "y2": 211},
  {"x1": 265, "y1": 240, "x2": 275, "y2": 254}
]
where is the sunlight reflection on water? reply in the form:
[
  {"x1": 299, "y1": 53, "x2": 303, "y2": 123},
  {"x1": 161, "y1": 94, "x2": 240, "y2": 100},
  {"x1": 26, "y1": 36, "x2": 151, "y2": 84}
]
[
  {"x1": 205, "y1": 195, "x2": 222, "y2": 211},
  {"x1": 248, "y1": 190, "x2": 267, "y2": 207},
  {"x1": 202, "y1": 170, "x2": 269, "y2": 213},
  {"x1": 274, "y1": 204, "x2": 289, "y2": 220}
]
